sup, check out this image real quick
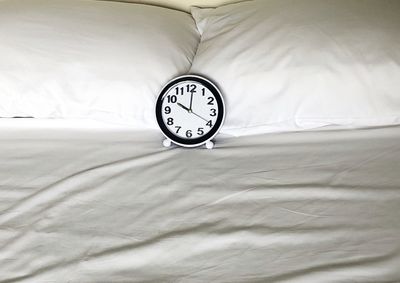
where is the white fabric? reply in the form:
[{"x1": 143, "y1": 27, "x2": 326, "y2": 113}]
[
  {"x1": 0, "y1": 0, "x2": 199, "y2": 128},
  {"x1": 100, "y1": 0, "x2": 241, "y2": 12},
  {"x1": 0, "y1": 123, "x2": 400, "y2": 282},
  {"x1": 0, "y1": 118, "x2": 131, "y2": 130},
  {"x1": 191, "y1": 0, "x2": 400, "y2": 136}
]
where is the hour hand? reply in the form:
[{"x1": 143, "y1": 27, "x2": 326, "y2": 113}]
[{"x1": 177, "y1": 102, "x2": 190, "y2": 112}]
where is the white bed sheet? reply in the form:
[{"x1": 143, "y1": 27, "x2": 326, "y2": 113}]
[
  {"x1": 0, "y1": 118, "x2": 131, "y2": 130},
  {"x1": 0, "y1": 122, "x2": 399, "y2": 282}
]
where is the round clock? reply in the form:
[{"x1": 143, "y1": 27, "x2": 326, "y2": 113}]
[{"x1": 156, "y1": 75, "x2": 225, "y2": 148}]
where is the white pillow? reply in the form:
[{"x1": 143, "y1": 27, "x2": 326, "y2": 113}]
[
  {"x1": 191, "y1": 0, "x2": 400, "y2": 136},
  {"x1": 0, "y1": 0, "x2": 199, "y2": 128}
]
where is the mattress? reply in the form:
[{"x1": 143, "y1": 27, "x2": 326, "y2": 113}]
[{"x1": 1, "y1": 121, "x2": 400, "y2": 282}]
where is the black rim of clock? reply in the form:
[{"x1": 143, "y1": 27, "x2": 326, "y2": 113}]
[{"x1": 156, "y1": 75, "x2": 224, "y2": 146}]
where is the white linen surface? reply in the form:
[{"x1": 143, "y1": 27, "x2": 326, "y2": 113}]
[
  {"x1": 191, "y1": 0, "x2": 400, "y2": 136},
  {"x1": 1, "y1": 124, "x2": 400, "y2": 282},
  {"x1": 0, "y1": 118, "x2": 131, "y2": 130},
  {"x1": 99, "y1": 0, "x2": 240, "y2": 12},
  {"x1": 0, "y1": 0, "x2": 199, "y2": 128}
]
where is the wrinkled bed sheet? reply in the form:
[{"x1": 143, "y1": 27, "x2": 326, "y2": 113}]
[{"x1": 0, "y1": 123, "x2": 400, "y2": 283}]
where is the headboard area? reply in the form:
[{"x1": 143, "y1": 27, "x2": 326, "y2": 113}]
[{"x1": 101, "y1": 0, "x2": 243, "y2": 12}]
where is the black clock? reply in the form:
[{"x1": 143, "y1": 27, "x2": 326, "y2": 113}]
[{"x1": 156, "y1": 75, "x2": 225, "y2": 149}]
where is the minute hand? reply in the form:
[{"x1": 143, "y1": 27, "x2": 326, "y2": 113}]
[{"x1": 189, "y1": 92, "x2": 194, "y2": 110}]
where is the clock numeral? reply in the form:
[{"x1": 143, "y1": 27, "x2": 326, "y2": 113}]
[
  {"x1": 167, "y1": 95, "x2": 177, "y2": 103},
  {"x1": 167, "y1": 118, "x2": 174, "y2": 126},
  {"x1": 175, "y1": 126, "x2": 181, "y2": 133},
  {"x1": 175, "y1": 87, "x2": 184, "y2": 95},
  {"x1": 210, "y1": 108, "x2": 216, "y2": 117},
  {"x1": 206, "y1": 120, "x2": 213, "y2": 127},
  {"x1": 197, "y1": 128, "x2": 204, "y2": 136},
  {"x1": 164, "y1": 106, "x2": 171, "y2": 114},
  {"x1": 186, "y1": 84, "x2": 197, "y2": 94},
  {"x1": 186, "y1": 130, "x2": 193, "y2": 138},
  {"x1": 201, "y1": 88, "x2": 206, "y2": 96},
  {"x1": 207, "y1": 97, "x2": 215, "y2": 105}
]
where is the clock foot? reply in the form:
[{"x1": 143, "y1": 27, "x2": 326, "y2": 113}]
[
  {"x1": 163, "y1": 138, "x2": 172, "y2": 148},
  {"x1": 205, "y1": 140, "x2": 214, "y2": 149}
]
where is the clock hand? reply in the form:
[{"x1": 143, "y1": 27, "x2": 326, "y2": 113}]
[
  {"x1": 177, "y1": 102, "x2": 190, "y2": 112},
  {"x1": 178, "y1": 102, "x2": 209, "y2": 122},
  {"x1": 189, "y1": 92, "x2": 194, "y2": 111},
  {"x1": 191, "y1": 111, "x2": 209, "y2": 123}
]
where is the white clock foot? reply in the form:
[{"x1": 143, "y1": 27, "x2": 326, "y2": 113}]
[
  {"x1": 163, "y1": 138, "x2": 172, "y2": 148},
  {"x1": 205, "y1": 140, "x2": 214, "y2": 149}
]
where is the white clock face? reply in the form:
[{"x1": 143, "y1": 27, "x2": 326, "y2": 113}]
[{"x1": 156, "y1": 76, "x2": 225, "y2": 147}]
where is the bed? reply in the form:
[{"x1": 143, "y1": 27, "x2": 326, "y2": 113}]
[
  {"x1": 1, "y1": 0, "x2": 400, "y2": 282},
  {"x1": 1, "y1": 120, "x2": 400, "y2": 282}
]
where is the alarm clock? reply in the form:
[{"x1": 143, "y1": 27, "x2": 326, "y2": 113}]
[{"x1": 155, "y1": 75, "x2": 225, "y2": 149}]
